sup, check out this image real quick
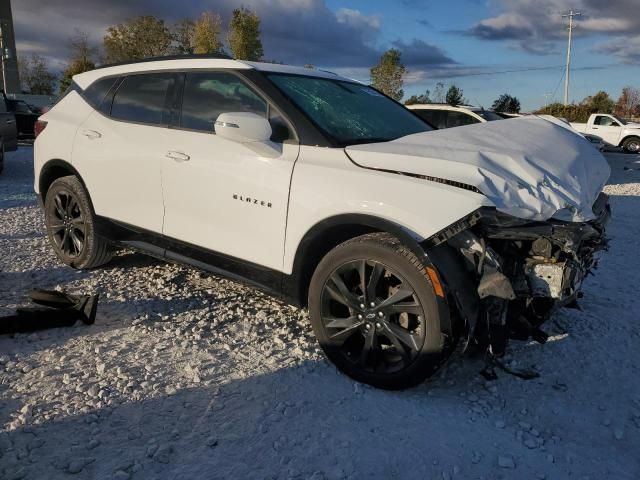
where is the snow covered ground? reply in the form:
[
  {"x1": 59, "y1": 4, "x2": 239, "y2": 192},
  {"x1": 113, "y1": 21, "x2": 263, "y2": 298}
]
[{"x1": 1, "y1": 147, "x2": 639, "y2": 480}]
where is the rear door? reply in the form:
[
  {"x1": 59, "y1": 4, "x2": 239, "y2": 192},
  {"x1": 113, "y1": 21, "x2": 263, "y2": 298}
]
[
  {"x1": 72, "y1": 73, "x2": 177, "y2": 234},
  {"x1": 0, "y1": 96, "x2": 17, "y2": 152}
]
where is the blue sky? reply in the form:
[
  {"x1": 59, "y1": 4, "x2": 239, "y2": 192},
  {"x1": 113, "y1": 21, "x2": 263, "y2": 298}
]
[{"x1": 13, "y1": 0, "x2": 640, "y2": 111}]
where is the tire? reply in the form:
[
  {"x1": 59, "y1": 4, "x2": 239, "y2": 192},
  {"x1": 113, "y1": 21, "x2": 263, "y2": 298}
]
[
  {"x1": 308, "y1": 233, "x2": 451, "y2": 390},
  {"x1": 44, "y1": 175, "x2": 114, "y2": 269},
  {"x1": 622, "y1": 137, "x2": 640, "y2": 154}
]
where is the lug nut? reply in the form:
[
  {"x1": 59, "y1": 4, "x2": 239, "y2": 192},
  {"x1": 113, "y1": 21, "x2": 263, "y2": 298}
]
[
  {"x1": 365, "y1": 323, "x2": 371, "y2": 330},
  {"x1": 378, "y1": 311, "x2": 384, "y2": 317},
  {"x1": 359, "y1": 303, "x2": 365, "y2": 309},
  {"x1": 375, "y1": 322, "x2": 382, "y2": 328},
  {"x1": 370, "y1": 302, "x2": 375, "y2": 308},
  {"x1": 357, "y1": 314, "x2": 363, "y2": 320}
]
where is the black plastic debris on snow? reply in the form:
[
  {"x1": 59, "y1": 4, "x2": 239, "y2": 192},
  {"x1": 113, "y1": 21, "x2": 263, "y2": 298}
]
[{"x1": 0, "y1": 289, "x2": 99, "y2": 334}]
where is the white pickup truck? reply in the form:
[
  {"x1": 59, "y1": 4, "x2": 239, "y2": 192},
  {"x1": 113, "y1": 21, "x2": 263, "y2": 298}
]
[{"x1": 571, "y1": 113, "x2": 640, "y2": 153}]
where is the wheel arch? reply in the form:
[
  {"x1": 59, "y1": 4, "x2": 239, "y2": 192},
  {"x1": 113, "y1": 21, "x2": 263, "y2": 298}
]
[
  {"x1": 39, "y1": 159, "x2": 90, "y2": 204},
  {"x1": 619, "y1": 134, "x2": 640, "y2": 147},
  {"x1": 285, "y1": 214, "x2": 452, "y2": 335}
]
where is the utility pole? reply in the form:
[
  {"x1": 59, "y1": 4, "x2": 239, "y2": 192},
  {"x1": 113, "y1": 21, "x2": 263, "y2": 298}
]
[{"x1": 562, "y1": 10, "x2": 581, "y2": 106}]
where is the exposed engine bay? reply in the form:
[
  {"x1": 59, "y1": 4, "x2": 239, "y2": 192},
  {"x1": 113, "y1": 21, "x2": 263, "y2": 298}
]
[{"x1": 426, "y1": 192, "x2": 611, "y2": 360}]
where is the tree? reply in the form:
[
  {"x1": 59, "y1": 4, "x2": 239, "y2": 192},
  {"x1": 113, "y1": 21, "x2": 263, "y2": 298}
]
[
  {"x1": 445, "y1": 85, "x2": 465, "y2": 106},
  {"x1": 370, "y1": 49, "x2": 406, "y2": 101},
  {"x1": 59, "y1": 31, "x2": 97, "y2": 94},
  {"x1": 228, "y1": 7, "x2": 263, "y2": 61},
  {"x1": 492, "y1": 93, "x2": 521, "y2": 113},
  {"x1": 432, "y1": 82, "x2": 446, "y2": 103},
  {"x1": 581, "y1": 90, "x2": 614, "y2": 114},
  {"x1": 18, "y1": 54, "x2": 56, "y2": 95},
  {"x1": 193, "y1": 12, "x2": 224, "y2": 54},
  {"x1": 104, "y1": 16, "x2": 172, "y2": 63},
  {"x1": 405, "y1": 90, "x2": 431, "y2": 105},
  {"x1": 172, "y1": 18, "x2": 195, "y2": 54},
  {"x1": 614, "y1": 87, "x2": 640, "y2": 118}
]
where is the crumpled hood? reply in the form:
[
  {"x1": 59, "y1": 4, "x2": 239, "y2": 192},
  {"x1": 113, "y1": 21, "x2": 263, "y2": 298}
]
[{"x1": 346, "y1": 116, "x2": 611, "y2": 222}]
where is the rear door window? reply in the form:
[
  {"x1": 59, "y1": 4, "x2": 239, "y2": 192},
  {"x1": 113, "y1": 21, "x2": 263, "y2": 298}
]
[
  {"x1": 111, "y1": 73, "x2": 176, "y2": 125},
  {"x1": 413, "y1": 110, "x2": 446, "y2": 129}
]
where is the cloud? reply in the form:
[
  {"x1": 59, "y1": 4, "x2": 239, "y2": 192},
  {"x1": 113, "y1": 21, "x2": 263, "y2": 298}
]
[
  {"x1": 11, "y1": 0, "x2": 455, "y2": 72},
  {"x1": 594, "y1": 36, "x2": 640, "y2": 65},
  {"x1": 391, "y1": 39, "x2": 456, "y2": 67},
  {"x1": 464, "y1": 0, "x2": 640, "y2": 63}
]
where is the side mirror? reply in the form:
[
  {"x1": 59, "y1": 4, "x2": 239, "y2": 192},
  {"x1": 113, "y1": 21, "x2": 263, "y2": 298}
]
[{"x1": 215, "y1": 112, "x2": 272, "y2": 143}]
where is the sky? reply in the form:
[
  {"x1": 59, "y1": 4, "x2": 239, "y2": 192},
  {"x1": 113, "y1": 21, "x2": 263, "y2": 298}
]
[{"x1": 11, "y1": 0, "x2": 640, "y2": 111}]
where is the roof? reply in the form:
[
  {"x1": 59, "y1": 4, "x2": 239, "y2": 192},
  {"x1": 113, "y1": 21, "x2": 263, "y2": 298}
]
[{"x1": 73, "y1": 56, "x2": 353, "y2": 89}]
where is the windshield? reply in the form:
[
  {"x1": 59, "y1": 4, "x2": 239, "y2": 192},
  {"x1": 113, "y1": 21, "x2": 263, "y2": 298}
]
[
  {"x1": 474, "y1": 110, "x2": 504, "y2": 121},
  {"x1": 266, "y1": 73, "x2": 431, "y2": 146}
]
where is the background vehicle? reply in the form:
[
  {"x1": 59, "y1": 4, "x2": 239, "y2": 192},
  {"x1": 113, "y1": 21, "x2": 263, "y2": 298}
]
[
  {"x1": 407, "y1": 103, "x2": 503, "y2": 129},
  {"x1": 0, "y1": 92, "x2": 18, "y2": 174},
  {"x1": 5, "y1": 98, "x2": 40, "y2": 139},
  {"x1": 571, "y1": 113, "x2": 640, "y2": 153},
  {"x1": 34, "y1": 55, "x2": 610, "y2": 390}
]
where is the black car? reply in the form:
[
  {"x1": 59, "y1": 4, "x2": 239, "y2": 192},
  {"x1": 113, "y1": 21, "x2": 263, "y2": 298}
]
[
  {"x1": 0, "y1": 92, "x2": 18, "y2": 174},
  {"x1": 5, "y1": 98, "x2": 40, "y2": 140}
]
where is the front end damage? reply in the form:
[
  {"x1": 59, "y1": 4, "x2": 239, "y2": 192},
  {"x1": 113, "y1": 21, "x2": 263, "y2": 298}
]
[{"x1": 426, "y1": 192, "x2": 611, "y2": 360}]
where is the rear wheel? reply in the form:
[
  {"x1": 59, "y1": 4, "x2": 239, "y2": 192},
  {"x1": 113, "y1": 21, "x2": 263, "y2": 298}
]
[
  {"x1": 44, "y1": 176, "x2": 114, "y2": 269},
  {"x1": 308, "y1": 233, "x2": 451, "y2": 390},
  {"x1": 622, "y1": 137, "x2": 640, "y2": 154}
]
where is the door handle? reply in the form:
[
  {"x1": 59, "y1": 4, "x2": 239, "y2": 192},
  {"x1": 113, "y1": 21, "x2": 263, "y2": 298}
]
[
  {"x1": 166, "y1": 151, "x2": 190, "y2": 162},
  {"x1": 592, "y1": 127, "x2": 598, "y2": 130},
  {"x1": 6, "y1": 119, "x2": 15, "y2": 124},
  {"x1": 81, "y1": 129, "x2": 102, "y2": 139}
]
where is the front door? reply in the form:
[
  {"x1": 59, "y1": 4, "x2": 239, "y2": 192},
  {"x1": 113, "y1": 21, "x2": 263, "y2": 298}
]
[
  {"x1": 161, "y1": 71, "x2": 299, "y2": 271},
  {"x1": 591, "y1": 115, "x2": 621, "y2": 146}
]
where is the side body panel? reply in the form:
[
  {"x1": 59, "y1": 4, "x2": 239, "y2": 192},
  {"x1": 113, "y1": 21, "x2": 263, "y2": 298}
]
[
  {"x1": 283, "y1": 146, "x2": 493, "y2": 274},
  {"x1": 34, "y1": 92, "x2": 95, "y2": 193},
  {"x1": 71, "y1": 110, "x2": 167, "y2": 233},
  {"x1": 161, "y1": 129, "x2": 299, "y2": 270}
]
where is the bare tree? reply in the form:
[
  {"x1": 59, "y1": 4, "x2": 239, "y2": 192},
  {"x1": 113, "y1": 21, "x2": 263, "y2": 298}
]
[
  {"x1": 60, "y1": 30, "x2": 97, "y2": 94},
  {"x1": 19, "y1": 54, "x2": 56, "y2": 95}
]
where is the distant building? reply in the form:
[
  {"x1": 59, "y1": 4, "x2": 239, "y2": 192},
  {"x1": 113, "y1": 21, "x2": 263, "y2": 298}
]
[{"x1": 0, "y1": 0, "x2": 20, "y2": 94}]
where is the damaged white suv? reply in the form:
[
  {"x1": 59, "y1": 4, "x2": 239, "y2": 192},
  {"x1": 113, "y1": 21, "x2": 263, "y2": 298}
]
[{"x1": 34, "y1": 55, "x2": 611, "y2": 389}]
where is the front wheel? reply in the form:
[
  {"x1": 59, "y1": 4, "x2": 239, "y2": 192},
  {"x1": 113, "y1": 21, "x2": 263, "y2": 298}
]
[
  {"x1": 622, "y1": 137, "x2": 640, "y2": 154},
  {"x1": 44, "y1": 175, "x2": 114, "y2": 269},
  {"x1": 308, "y1": 233, "x2": 451, "y2": 390}
]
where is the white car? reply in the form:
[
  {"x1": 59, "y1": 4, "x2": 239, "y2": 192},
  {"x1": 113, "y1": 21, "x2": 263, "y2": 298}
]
[
  {"x1": 571, "y1": 113, "x2": 640, "y2": 153},
  {"x1": 406, "y1": 104, "x2": 504, "y2": 129},
  {"x1": 34, "y1": 55, "x2": 611, "y2": 389}
]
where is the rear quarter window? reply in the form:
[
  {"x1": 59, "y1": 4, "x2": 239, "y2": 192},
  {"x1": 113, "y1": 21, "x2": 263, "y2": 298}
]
[{"x1": 83, "y1": 77, "x2": 119, "y2": 110}]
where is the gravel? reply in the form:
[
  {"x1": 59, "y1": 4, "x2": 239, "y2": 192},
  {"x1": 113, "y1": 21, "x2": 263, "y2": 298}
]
[{"x1": 1, "y1": 147, "x2": 639, "y2": 479}]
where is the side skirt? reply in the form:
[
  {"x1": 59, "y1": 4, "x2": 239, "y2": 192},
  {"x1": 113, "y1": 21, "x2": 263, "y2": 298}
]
[{"x1": 94, "y1": 216, "x2": 302, "y2": 306}]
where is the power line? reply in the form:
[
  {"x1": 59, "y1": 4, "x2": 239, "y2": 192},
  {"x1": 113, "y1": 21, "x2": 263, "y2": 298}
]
[{"x1": 562, "y1": 10, "x2": 582, "y2": 105}]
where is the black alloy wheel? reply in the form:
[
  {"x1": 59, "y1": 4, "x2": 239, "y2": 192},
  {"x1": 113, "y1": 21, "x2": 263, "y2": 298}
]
[
  {"x1": 44, "y1": 175, "x2": 114, "y2": 269},
  {"x1": 320, "y1": 259, "x2": 426, "y2": 374},
  {"x1": 308, "y1": 233, "x2": 451, "y2": 390},
  {"x1": 47, "y1": 190, "x2": 87, "y2": 258}
]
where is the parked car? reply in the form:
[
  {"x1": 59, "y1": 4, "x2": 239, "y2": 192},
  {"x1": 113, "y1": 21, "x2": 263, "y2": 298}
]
[
  {"x1": 34, "y1": 55, "x2": 610, "y2": 389},
  {"x1": 571, "y1": 113, "x2": 640, "y2": 153},
  {"x1": 5, "y1": 98, "x2": 40, "y2": 140},
  {"x1": 407, "y1": 104, "x2": 504, "y2": 129},
  {"x1": 0, "y1": 92, "x2": 18, "y2": 175}
]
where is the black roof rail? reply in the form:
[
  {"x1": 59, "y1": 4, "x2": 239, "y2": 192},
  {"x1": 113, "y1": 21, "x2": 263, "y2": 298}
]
[{"x1": 94, "y1": 53, "x2": 234, "y2": 70}]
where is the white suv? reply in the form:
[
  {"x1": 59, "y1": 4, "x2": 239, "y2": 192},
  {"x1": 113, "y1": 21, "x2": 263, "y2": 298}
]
[
  {"x1": 407, "y1": 103, "x2": 504, "y2": 129},
  {"x1": 34, "y1": 55, "x2": 611, "y2": 389}
]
